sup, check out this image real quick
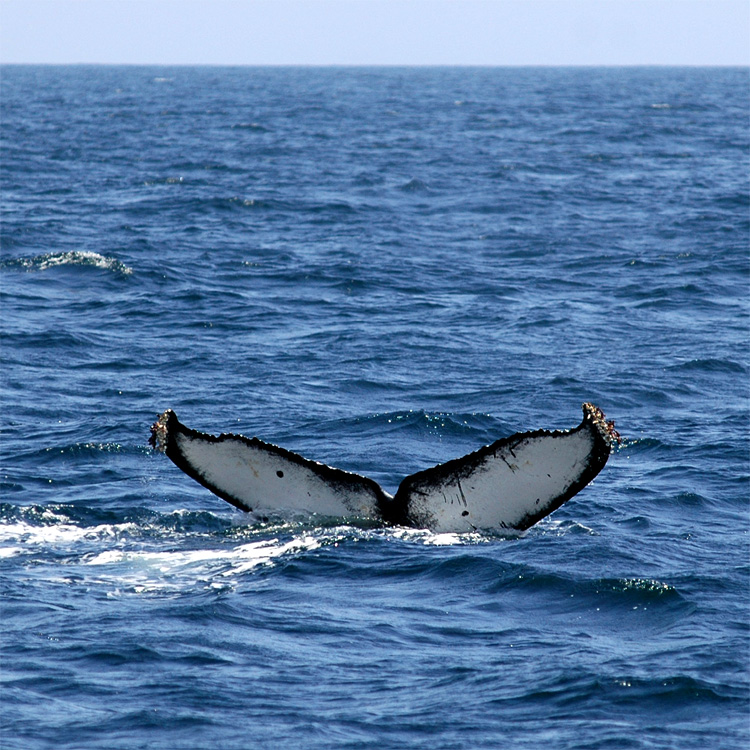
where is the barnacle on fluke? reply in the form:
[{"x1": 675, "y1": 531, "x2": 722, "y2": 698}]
[{"x1": 150, "y1": 403, "x2": 617, "y2": 533}]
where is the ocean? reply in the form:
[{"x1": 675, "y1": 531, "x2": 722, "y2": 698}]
[{"x1": 1, "y1": 65, "x2": 748, "y2": 749}]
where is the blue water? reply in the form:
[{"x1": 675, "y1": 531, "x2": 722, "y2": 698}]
[{"x1": 1, "y1": 65, "x2": 748, "y2": 749}]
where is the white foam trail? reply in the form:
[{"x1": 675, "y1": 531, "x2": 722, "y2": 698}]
[
  {"x1": 82, "y1": 535, "x2": 322, "y2": 592},
  {"x1": 0, "y1": 515, "x2": 502, "y2": 597}
]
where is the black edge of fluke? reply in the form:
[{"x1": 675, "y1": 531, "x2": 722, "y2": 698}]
[
  {"x1": 149, "y1": 409, "x2": 253, "y2": 512},
  {"x1": 149, "y1": 403, "x2": 619, "y2": 532}
]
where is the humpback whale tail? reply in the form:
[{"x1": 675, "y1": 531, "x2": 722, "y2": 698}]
[{"x1": 150, "y1": 403, "x2": 618, "y2": 533}]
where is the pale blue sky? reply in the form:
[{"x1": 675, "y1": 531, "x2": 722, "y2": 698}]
[{"x1": 1, "y1": 0, "x2": 748, "y2": 66}]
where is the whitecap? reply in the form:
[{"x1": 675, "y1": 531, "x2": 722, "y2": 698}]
[
  {"x1": 383, "y1": 526, "x2": 491, "y2": 545},
  {"x1": 537, "y1": 518, "x2": 597, "y2": 536},
  {"x1": 0, "y1": 520, "x2": 137, "y2": 547},
  {"x1": 2, "y1": 250, "x2": 133, "y2": 275}
]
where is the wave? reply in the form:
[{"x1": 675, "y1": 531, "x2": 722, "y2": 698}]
[
  {"x1": 342, "y1": 409, "x2": 502, "y2": 440},
  {"x1": 230, "y1": 122, "x2": 270, "y2": 132},
  {"x1": 488, "y1": 671, "x2": 743, "y2": 712},
  {"x1": 668, "y1": 358, "x2": 747, "y2": 375},
  {"x1": 123, "y1": 194, "x2": 361, "y2": 218},
  {"x1": 398, "y1": 178, "x2": 432, "y2": 193}
]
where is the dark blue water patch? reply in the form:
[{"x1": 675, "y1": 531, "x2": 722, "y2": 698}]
[
  {"x1": 398, "y1": 177, "x2": 432, "y2": 193},
  {"x1": 327, "y1": 409, "x2": 506, "y2": 442}
]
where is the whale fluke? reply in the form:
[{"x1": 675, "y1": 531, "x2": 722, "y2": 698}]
[{"x1": 149, "y1": 403, "x2": 618, "y2": 533}]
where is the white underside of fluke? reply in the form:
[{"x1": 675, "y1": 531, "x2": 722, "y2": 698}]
[
  {"x1": 400, "y1": 428, "x2": 598, "y2": 533},
  {"x1": 173, "y1": 430, "x2": 388, "y2": 519},
  {"x1": 150, "y1": 403, "x2": 617, "y2": 533}
]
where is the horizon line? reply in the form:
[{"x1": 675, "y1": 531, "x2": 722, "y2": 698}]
[{"x1": 2, "y1": 62, "x2": 748, "y2": 69}]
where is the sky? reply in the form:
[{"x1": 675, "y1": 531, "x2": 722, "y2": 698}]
[{"x1": 0, "y1": 0, "x2": 748, "y2": 66}]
